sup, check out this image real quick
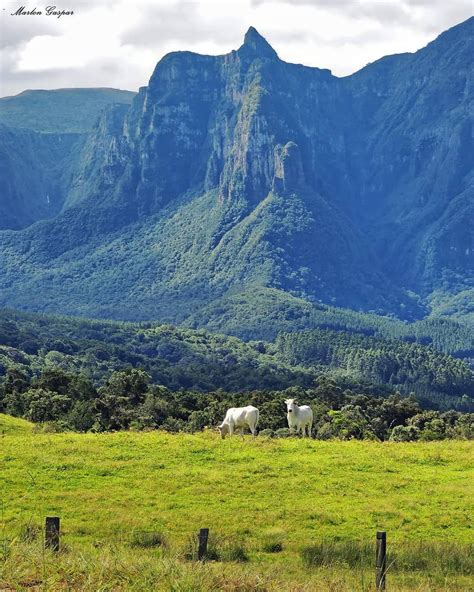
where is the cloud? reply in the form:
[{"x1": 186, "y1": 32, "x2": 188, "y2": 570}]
[
  {"x1": 251, "y1": 0, "x2": 473, "y2": 31},
  {"x1": 0, "y1": 0, "x2": 472, "y2": 97},
  {"x1": 121, "y1": 1, "x2": 240, "y2": 48},
  {"x1": 0, "y1": 15, "x2": 58, "y2": 49}
]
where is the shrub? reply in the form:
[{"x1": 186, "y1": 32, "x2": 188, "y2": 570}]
[
  {"x1": 258, "y1": 429, "x2": 274, "y2": 438},
  {"x1": 419, "y1": 419, "x2": 447, "y2": 441},
  {"x1": 186, "y1": 410, "x2": 212, "y2": 433},
  {"x1": 67, "y1": 400, "x2": 95, "y2": 432},
  {"x1": 389, "y1": 425, "x2": 420, "y2": 442},
  {"x1": 316, "y1": 422, "x2": 335, "y2": 439}
]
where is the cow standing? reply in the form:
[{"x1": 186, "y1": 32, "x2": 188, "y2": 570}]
[
  {"x1": 218, "y1": 406, "x2": 259, "y2": 439},
  {"x1": 285, "y1": 398, "x2": 313, "y2": 437}
]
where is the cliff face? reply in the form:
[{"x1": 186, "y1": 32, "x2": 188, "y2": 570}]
[
  {"x1": 0, "y1": 20, "x2": 472, "y2": 322},
  {"x1": 0, "y1": 89, "x2": 135, "y2": 230},
  {"x1": 0, "y1": 125, "x2": 84, "y2": 229}
]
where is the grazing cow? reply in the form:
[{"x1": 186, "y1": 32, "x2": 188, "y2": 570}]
[
  {"x1": 285, "y1": 398, "x2": 313, "y2": 437},
  {"x1": 218, "y1": 406, "x2": 259, "y2": 439}
]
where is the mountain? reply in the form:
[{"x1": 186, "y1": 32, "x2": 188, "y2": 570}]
[
  {"x1": 0, "y1": 89, "x2": 135, "y2": 230},
  {"x1": 0, "y1": 88, "x2": 136, "y2": 133},
  {"x1": 0, "y1": 20, "x2": 472, "y2": 326}
]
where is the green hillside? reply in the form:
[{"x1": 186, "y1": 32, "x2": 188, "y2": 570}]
[
  {"x1": 0, "y1": 307, "x2": 472, "y2": 403},
  {"x1": 0, "y1": 412, "x2": 32, "y2": 435},
  {"x1": 0, "y1": 88, "x2": 136, "y2": 133},
  {"x1": 184, "y1": 287, "x2": 474, "y2": 356},
  {"x1": 1, "y1": 432, "x2": 472, "y2": 591}
]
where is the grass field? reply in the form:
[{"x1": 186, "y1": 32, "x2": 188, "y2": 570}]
[
  {"x1": 1, "y1": 425, "x2": 473, "y2": 591},
  {"x1": 0, "y1": 414, "x2": 33, "y2": 436}
]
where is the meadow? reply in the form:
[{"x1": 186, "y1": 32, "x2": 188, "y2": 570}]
[{"x1": 1, "y1": 419, "x2": 472, "y2": 591}]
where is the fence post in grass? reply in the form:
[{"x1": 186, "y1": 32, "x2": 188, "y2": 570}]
[
  {"x1": 45, "y1": 517, "x2": 60, "y2": 552},
  {"x1": 198, "y1": 528, "x2": 209, "y2": 560},
  {"x1": 376, "y1": 531, "x2": 387, "y2": 590}
]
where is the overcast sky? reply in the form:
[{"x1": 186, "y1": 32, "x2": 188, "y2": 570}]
[{"x1": 1, "y1": 0, "x2": 472, "y2": 97}]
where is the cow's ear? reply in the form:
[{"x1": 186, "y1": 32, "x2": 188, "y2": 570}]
[{"x1": 284, "y1": 399, "x2": 289, "y2": 404}]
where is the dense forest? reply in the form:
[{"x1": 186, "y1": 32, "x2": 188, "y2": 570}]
[
  {"x1": 185, "y1": 288, "x2": 474, "y2": 356},
  {"x1": 276, "y1": 330, "x2": 473, "y2": 410},
  {"x1": 0, "y1": 309, "x2": 473, "y2": 440}
]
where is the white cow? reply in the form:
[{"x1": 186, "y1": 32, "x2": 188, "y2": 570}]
[
  {"x1": 285, "y1": 398, "x2": 313, "y2": 437},
  {"x1": 218, "y1": 406, "x2": 259, "y2": 439}
]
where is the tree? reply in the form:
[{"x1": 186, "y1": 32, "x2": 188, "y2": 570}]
[
  {"x1": 95, "y1": 369, "x2": 151, "y2": 430},
  {"x1": 389, "y1": 425, "x2": 419, "y2": 442},
  {"x1": 24, "y1": 388, "x2": 72, "y2": 423}
]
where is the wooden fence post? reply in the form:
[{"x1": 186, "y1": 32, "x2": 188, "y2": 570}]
[
  {"x1": 198, "y1": 528, "x2": 209, "y2": 560},
  {"x1": 45, "y1": 517, "x2": 60, "y2": 552},
  {"x1": 376, "y1": 530, "x2": 387, "y2": 590}
]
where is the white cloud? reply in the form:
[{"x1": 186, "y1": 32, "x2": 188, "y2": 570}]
[{"x1": 0, "y1": 0, "x2": 472, "y2": 97}]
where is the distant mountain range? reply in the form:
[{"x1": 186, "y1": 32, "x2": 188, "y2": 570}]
[{"x1": 0, "y1": 19, "x2": 472, "y2": 331}]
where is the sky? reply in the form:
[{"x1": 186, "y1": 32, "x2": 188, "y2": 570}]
[{"x1": 1, "y1": 0, "x2": 472, "y2": 97}]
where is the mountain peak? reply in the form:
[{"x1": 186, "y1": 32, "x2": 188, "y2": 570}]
[{"x1": 240, "y1": 26, "x2": 278, "y2": 58}]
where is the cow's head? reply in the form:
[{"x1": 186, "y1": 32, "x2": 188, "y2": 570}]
[
  {"x1": 285, "y1": 398, "x2": 298, "y2": 414},
  {"x1": 218, "y1": 422, "x2": 229, "y2": 439}
]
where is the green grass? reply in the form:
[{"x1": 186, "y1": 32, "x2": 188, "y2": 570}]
[
  {"x1": 1, "y1": 431, "x2": 473, "y2": 590},
  {"x1": 0, "y1": 413, "x2": 33, "y2": 435}
]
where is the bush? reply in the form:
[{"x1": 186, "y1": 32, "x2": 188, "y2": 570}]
[
  {"x1": 316, "y1": 422, "x2": 335, "y2": 440},
  {"x1": 419, "y1": 419, "x2": 447, "y2": 441},
  {"x1": 67, "y1": 400, "x2": 95, "y2": 432},
  {"x1": 186, "y1": 410, "x2": 212, "y2": 432},
  {"x1": 455, "y1": 413, "x2": 474, "y2": 439},
  {"x1": 258, "y1": 429, "x2": 274, "y2": 438},
  {"x1": 389, "y1": 425, "x2": 420, "y2": 442}
]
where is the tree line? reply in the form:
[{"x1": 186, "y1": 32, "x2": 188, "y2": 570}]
[{"x1": 1, "y1": 366, "x2": 472, "y2": 441}]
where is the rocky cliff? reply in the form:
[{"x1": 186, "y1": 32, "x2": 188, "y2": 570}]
[{"x1": 0, "y1": 21, "x2": 472, "y2": 324}]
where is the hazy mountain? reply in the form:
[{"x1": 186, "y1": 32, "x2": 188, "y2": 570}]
[
  {"x1": 0, "y1": 89, "x2": 135, "y2": 230},
  {"x1": 0, "y1": 20, "x2": 472, "y2": 326},
  {"x1": 0, "y1": 88, "x2": 136, "y2": 133}
]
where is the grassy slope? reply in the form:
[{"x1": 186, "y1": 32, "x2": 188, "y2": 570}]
[
  {"x1": 1, "y1": 431, "x2": 472, "y2": 590},
  {"x1": 0, "y1": 413, "x2": 33, "y2": 435}
]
